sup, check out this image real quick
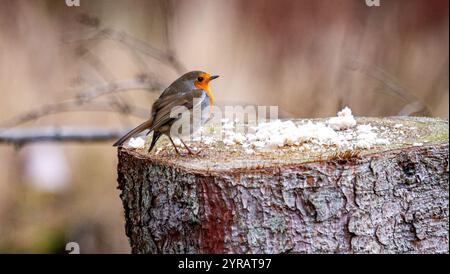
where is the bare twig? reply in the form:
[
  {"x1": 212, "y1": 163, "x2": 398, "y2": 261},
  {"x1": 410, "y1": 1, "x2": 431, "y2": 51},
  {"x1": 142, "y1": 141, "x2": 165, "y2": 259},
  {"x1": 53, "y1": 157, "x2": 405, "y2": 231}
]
[
  {"x1": 0, "y1": 100, "x2": 149, "y2": 129},
  {"x1": 76, "y1": 45, "x2": 117, "y2": 84},
  {"x1": 76, "y1": 45, "x2": 139, "y2": 126},
  {"x1": 0, "y1": 127, "x2": 135, "y2": 146},
  {"x1": 64, "y1": 28, "x2": 186, "y2": 74},
  {"x1": 74, "y1": 77, "x2": 163, "y2": 102},
  {"x1": 346, "y1": 59, "x2": 431, "y2": 116},
  {"x1": 0, "y1": 76, "x2": 165, "y2": 129}
]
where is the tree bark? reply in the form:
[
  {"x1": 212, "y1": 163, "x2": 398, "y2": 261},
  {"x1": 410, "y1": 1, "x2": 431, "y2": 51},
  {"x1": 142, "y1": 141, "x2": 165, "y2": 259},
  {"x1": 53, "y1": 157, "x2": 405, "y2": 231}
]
[{"x1": 117, "y1": 117, "x2": 449, "y2": 254}]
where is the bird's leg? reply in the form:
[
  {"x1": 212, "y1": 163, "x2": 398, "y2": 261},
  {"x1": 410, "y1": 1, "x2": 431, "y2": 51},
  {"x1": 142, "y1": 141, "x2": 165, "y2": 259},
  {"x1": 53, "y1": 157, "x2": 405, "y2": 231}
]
[
  {"x1": 168, "y1": 136, "x2": 181, "y2": 155},
  {"x1": 179, "y1": 138, "x2": 201, "y2": 155}
]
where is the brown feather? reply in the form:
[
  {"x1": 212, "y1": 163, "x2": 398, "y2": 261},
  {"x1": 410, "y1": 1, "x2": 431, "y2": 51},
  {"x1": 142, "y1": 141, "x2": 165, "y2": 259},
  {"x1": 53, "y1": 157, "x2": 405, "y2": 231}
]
[{"x1": 112, "y1": 119, "x2": 153, "y2": 147}]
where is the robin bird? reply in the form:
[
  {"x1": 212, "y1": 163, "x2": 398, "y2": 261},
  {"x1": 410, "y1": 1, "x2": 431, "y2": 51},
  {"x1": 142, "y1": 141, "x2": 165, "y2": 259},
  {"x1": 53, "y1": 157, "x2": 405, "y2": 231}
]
[{"x1": 113, "y1": 71, "x2": 219, "y2": 155}]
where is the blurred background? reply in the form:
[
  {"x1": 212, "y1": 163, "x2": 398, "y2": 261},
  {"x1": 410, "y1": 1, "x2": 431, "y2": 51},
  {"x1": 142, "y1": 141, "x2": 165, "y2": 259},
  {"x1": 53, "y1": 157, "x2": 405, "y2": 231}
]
[{"x1": 0, "y1": 0, "x2": 448, "y2": 253}]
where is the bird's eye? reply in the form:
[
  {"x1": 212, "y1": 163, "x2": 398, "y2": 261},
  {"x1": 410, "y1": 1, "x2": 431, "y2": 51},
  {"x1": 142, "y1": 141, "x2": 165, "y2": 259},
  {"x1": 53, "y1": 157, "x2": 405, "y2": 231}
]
[{"x1": 197, "y1": 77, "x2": 204, "y2": 82}]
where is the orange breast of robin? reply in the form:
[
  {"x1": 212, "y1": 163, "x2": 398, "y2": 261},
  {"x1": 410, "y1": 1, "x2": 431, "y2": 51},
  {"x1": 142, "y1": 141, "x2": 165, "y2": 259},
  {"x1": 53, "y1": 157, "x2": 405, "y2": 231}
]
[{"x1": 194, "y1": 73, "x2": 214, "y2": 113}]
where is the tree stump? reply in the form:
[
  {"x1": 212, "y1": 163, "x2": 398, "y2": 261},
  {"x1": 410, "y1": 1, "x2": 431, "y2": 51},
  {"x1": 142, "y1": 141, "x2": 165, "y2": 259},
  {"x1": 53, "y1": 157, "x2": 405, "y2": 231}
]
[{"x1": 117, "y1": 117, "x2": 449, "y2": 254}]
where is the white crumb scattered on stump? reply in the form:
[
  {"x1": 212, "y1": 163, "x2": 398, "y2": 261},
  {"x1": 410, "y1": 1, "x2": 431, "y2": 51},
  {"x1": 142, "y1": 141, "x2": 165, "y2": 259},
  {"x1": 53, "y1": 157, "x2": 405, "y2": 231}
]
[
  {"x1": 125, "y1": 107, "x2": 410, "y2": 153},
  {"x1": 188, "y1": 106, "x2": 393, "y2": 152},
  {"x1": 128, "y1": 137, "x2": 146, "y2": 148},
  {"x1": 327, "y1": 106, "x2": 357, "y2": 130}
]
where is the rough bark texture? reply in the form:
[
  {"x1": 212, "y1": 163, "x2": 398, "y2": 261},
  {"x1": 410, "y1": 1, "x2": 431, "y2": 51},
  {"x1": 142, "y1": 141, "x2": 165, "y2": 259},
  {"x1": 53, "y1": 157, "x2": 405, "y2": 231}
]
[{"x1": 117, "y1": 117, "x2": 449, "y2": 254}]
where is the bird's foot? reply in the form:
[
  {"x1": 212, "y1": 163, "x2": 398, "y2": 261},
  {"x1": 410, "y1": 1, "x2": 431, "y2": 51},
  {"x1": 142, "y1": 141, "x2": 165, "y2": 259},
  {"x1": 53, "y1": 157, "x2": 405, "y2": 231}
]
[
  {"x1": 178, "y1": 138, "x2": 202, "y2": 156},
  {"x1": 176, "y1": 149, "x2": 201, "y2": 157},
  {"x1": 187, "y1": 148, "x2": 202, "y2": 156}
]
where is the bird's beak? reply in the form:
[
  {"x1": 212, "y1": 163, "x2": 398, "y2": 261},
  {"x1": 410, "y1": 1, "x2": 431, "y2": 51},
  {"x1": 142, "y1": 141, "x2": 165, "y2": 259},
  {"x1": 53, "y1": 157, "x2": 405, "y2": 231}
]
[{"x1": 209, "y1": 75, "x2": 219, "y2": 81}]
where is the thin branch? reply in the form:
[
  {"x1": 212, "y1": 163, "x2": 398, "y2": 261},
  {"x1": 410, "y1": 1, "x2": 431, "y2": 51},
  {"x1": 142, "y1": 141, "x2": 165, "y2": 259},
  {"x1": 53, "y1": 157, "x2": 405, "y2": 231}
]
[
  {"x1": 75, "y1": 45, "x2": 137, "y2": 126},
  {"x1": 64, "y1": 28, "x2": 186, "y2": 74},
  {"x1": 74, "y1": 77, "x2": 163, "y2": 102},
  {"x1": 76, "y1": 45, "x2": 117, "y2": 84},
  {"x1": 0, "y1": 76, "x2": 164, "y2": 129},
  {"x1": 0, "y1": 127, "x2": 134, "y2": 146},
  {"x1": 0, "y1": 100, "x2": 149, "y2": 129},
  {"x1": 345, "y1": 59, "x2": 431, "y2": 116}
]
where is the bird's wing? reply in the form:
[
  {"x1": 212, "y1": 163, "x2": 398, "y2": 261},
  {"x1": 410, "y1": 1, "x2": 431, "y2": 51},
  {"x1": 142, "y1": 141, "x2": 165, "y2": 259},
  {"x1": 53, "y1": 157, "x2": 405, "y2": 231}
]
[{"x1": 150, "y1": 89, "x2": 205, "y2": 131}]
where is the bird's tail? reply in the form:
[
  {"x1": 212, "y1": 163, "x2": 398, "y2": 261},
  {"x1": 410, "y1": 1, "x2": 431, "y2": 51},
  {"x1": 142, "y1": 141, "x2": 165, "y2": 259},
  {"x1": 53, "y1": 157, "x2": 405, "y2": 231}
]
[{"x1": 113, "y1": 119, "x2": 153, "y2": 147}]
